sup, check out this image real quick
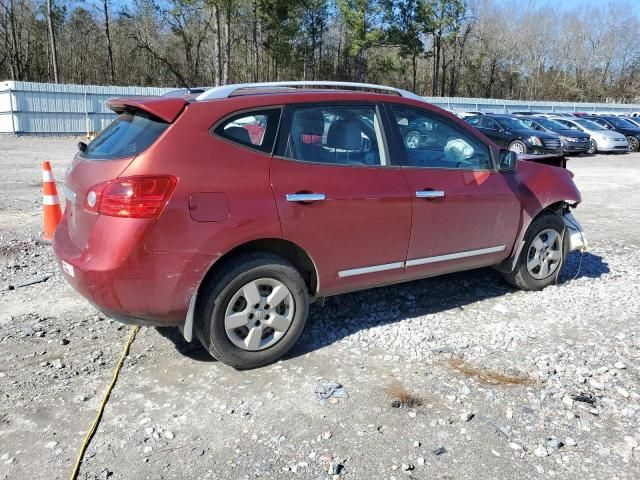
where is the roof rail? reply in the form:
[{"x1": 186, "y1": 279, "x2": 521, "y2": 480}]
[{"x1": 194, "y1": 81, "x2": 425, "y2": 102}]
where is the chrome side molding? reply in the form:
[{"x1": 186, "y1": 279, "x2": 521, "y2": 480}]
[{"x1": 338, "y1": 245, "x2": 506, "y2": 277}]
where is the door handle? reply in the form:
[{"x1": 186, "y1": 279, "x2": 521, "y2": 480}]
[
  {"x1": 416, "y1": 190, "x2": 445, "y2": 199},
  {"x1": 286, "y1": 193, "x2": 326, "y2": 202}
]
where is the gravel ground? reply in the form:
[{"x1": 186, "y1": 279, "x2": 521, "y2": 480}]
[{"x1": 0, "y1": 136, "x2": 639, "y2": 480}]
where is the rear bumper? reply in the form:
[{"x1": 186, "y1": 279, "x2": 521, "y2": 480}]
[{"x1": 53, "y1": 215, "x2": 216, "y2": 326}]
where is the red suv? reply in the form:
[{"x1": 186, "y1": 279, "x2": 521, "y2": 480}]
[{"x1": 53, "y1": 82, "x2": 587, "y2": 368}]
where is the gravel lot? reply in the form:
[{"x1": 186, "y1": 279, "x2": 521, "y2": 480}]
[{"x1": 0, "y1": 136, "x2": 639, "y2": 480}]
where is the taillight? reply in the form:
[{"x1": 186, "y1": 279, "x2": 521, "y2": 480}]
[{"x1": 84, "y1": 176, "x2": 177, "y2": 218}]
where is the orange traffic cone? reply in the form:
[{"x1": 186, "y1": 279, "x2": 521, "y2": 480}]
[{"x1": 42, "y1": 161, "x2": 62, "y2": 241}]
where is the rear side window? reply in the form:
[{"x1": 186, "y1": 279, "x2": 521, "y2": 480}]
[
  {"x1": 280, "y1": 105, "x2": 387, "y2": 166},
  {"x1": 82, "y1": 110, "x2": 168, "y2": 160},
  {"x1": 214, "y1": 109, "x2": 281, "y2": 153}
]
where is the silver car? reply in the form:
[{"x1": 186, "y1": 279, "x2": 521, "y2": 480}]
[{"x1": 550, "y1": 117, "x2": 629, "y2": 153}]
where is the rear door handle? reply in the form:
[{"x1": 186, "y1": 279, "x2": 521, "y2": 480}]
[
  {"x1": 286, "y1": 193, "x2": 326, "y2": 202},
  {"x1": 415, "y1": 190, "x2": 445, "y2": 199}
]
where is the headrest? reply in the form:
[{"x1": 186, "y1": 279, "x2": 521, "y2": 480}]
[
  {"x1": 295, "y1": 110, "x2": 325, "y2": 136},
  {"x1": 326, "y1": 119, "x2": 362, "y2": 150},
  {"x1": 224, "y1": 126, "x2": 251, "y2": 144}
]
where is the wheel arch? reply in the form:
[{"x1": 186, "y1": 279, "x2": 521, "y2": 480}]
[
  {"x1": 199, "y1": 238, "x2": 319, "y2": 298},
  {"x1": 495, "y1": 200, "x2": 572, "y2": 273}
]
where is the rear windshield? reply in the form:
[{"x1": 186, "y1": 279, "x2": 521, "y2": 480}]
[{"x1": 81, "y1": 110, "x2": 169, "y2": 160}]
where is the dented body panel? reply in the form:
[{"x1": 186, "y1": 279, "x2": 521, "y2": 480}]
[{"x1": 53, "y1": 88, "x2": 585, "y2": 328}]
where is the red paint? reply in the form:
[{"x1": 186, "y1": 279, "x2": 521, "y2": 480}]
[
  {"x1": 53, "y1": 90, "x2": 583, "y2": 326},
  {"x1": 106, "y1": 96, "x2": 186, "y2": 123}
]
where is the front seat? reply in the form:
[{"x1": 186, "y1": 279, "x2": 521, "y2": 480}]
[{"x1": 326, "y1": 119, "x2": 363, "y2": 163}]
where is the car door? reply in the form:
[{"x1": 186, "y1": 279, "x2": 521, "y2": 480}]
[
  {"x1": 478, "y1": 116, "x2": 509, "y2": 147},
  {"x1": 270, "y1": 103, "x2": 412, "y2": 296},
  {"x1": 386, "y1": 104, "x2": 522, "y2": 278}
]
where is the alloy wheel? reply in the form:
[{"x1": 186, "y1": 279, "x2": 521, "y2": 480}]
[
  {"x1": 627, "y1": 136, "x2": 639, "y2": 152},
  {"x1": 404, "y1": 131, "x2": 421, "y2": 149},
  {"x1": 509, "y1": 141, "x2": 526, "y2": 154}
]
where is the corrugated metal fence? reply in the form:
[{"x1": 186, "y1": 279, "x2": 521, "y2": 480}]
[
  {"x1": 0, "y1": 81, "x2": 174, "y2": 135},
  {"x1": 3, "y1": 80, "x2": 640, "y2": 135}
]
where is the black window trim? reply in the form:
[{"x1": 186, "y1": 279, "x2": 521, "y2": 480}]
[
  {"x1": 210, "y1": 106, "x2": 283, "y2": 155},
  {"x1": 383, "y1": 103, "x2": 498, "y2": 172},
  {"x1": 274, "y1": 101, "x2": 399, "y2": 168}
]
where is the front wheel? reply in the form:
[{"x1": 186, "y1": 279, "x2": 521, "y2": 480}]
[
  {"x1": 627, "y1": 135, "x2": 639, "y2": 152},
  {"x1": 195, "y1": 252, "x2": 309, "y2": 369},
  {"x1": 404, "y1": 130, "x2": 421, "y2": 149},
  {"x1": 587, "y1": 139, "x2": 597, "y2": 154},
  {"x1": 508, "y1": 140, "x2": 527, "y2": 154},
  {"x1": 502, "y1": 214, "x2": 568, "y2": 291}
]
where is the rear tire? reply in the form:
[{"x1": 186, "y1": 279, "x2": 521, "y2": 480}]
[
  {"x1": 195, "y1": 252, "x2": 309, "y2": 369},
  {"x1": 502, "y1": 214, "x2": 568, "y2": 291}
]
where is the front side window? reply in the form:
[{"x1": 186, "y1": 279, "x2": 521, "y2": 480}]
[
  {"x1": 281, "y1": 105, "x2": 386, "y2": 166},
  {"x1": 82, "y1": 110, "x2": 168, "y2": 160},
  {"x1": 392, "y1": 106, "x2": 493, "y2": 170},
  {"x1": 214, "y1": 109, "x2": 281, "y2": 153},
  {"x1": 480, "y1": 117, "x2": 498, "y2": 130}
]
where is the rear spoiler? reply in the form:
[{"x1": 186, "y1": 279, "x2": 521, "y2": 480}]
[
  {"x1": 106, "y1": 96, "x2": 187, "y2": 123},
  {"x1": 518, "y1": 153, "x2": 567, "y2": 169}
]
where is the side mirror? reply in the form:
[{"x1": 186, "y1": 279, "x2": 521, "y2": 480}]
[
  {"x1": 78, "y1": 141, "x2": 88, "y2": 153},
  {"x1": 499, "y1": 149, "x2": 518, "y2": 172}
]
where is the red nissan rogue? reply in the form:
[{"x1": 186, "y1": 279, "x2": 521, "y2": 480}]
[{"x1": 53, "y1": 81, "x2": 587, "y2": 368}]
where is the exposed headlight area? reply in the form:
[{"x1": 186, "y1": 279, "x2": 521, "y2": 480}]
[{"x1": 528, "y1": 136, "x2": 543, "y2": 146}]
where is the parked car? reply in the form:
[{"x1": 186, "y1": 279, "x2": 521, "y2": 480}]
[
  {"x1": 590, "y1": 116, "x2": 640, "y2": 151},
  {"x1": 53, "y1": 81, "x2": 586, "y2": 368},
  {"x1": 516, "y1": 116, "x2": 591, "y2": 154},
  {"x1": 550, "y1": 117, "x2": 629, "y2": 153},
  {"x1": 466, "y1": 114, "x2": 563, "y2": 154},
  {"x1": 621, "y1": 116, "x2": 640, "y2": 128},
  {"x1": 550, "y1": 112, "x2": 576, "y2": 118},
  {"x1": 509, "y1": 111, "x2": 545, "y2": 116},
  {"x1": 457, "y1": 111, "x2": 484, "y2": 119}
]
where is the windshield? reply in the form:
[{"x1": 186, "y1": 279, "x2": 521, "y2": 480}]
[
  {"x1": 620, "y1": 118, "x2": 639, "y2": 127},
  {"x1": 606, "y1": 117, "x2": 636, "y2": 128},
  {"x1": 575, "y1": 119, "x2": 606, "y2": 131},
  {"x1": 535, "y1": 118, "x2": 568, "y2": 130},
  {"x1": 496, "y1": 117, "x2": 528, "y2": 130},
  {"x1": 82, "y1": 110, "x2": 169, "y2": 160}
]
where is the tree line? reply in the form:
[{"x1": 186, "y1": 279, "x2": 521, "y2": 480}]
[{"x1": 1, "y1": 0, "x2": 640, "y2": 102}]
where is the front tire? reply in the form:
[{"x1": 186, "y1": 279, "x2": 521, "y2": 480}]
[
  {"x1": 627, "y1": 135, "x2": 639, "y2": 152},
  {"x1": 587, "y1": 139, "x2": 597, "y2": 154},
  {"x1": 502, "y1": 214, "x2": 568, "y2": 291},
  {"x1": 195, "y1": 252, "x2": 309, "y2": 369},
  {"x1": 508, "y1": 140, "x2": 527, "y2": 154}
]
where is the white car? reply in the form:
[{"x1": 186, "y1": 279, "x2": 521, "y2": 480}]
[{"x1": 550, "y1": 117, "x2": 629, "y2": 153}]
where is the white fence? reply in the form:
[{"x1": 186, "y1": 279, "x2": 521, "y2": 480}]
[{"x1": 2, "y1": 80, "x2": 640, "y2": 135}]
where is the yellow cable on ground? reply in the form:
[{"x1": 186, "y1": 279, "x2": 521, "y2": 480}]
[{"x1": 70, "y1": 325, "x2": 140, "y2": 480}]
